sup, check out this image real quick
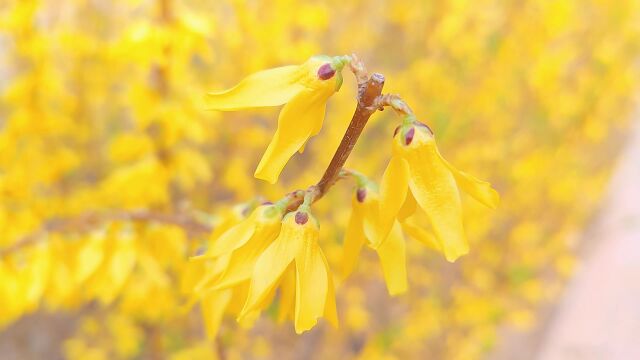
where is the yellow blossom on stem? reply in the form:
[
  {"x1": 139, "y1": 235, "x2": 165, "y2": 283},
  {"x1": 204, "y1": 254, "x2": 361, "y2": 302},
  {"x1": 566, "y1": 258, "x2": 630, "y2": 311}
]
[
  {"x1": 238, "y1": 208, "x2": 338, "y2": 334},
  {"x1": 190, "y1": 201, "x2": 287, "y2": 291},
  {"x1": 205, "y1": 55, "x2": 351, "y2": 183},
  {"x1": 188, "y1": 201, "x2": 289, "y2": 338},
  {"x1": 379, "y1": 116, "x2": 499, "y2": 262},
  {"x1": 341, "y1": 179, "x2": 408, "y2": 296}
]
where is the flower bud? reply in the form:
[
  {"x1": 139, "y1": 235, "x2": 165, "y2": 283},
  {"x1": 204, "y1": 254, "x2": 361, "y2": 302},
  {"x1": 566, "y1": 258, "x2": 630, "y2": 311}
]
[
  {"x1": 317, "y1": 63, "x2": 336, "y2": 80},
  {"x1": 295, "y1": 211, "x2": 309, "y2": 225},
  {"x1": 404, "y1": 127, "x2": 415, "y2": 145}
]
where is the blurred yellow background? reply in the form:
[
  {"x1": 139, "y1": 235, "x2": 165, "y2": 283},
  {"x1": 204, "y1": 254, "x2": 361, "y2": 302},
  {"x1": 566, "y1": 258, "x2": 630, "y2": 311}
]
[{"x1": 1, "y1": 0, "x2": 639, "y2": 359}]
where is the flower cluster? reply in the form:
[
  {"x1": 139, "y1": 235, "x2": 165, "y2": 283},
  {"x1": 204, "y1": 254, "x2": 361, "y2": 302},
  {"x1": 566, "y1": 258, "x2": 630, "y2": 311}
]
[
  {"x1": 206, "y1": 55, "x2": 350, "y2": 184},
  {"x1": 193, "y1": 55, "x2": 499, "y2": 334}
]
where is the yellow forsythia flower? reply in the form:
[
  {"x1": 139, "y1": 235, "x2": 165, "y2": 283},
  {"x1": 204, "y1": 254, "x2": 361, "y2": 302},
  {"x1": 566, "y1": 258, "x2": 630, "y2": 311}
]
[
  {"x1": 189, "y1": 202, "x2": 292, "y2": 337},
  {"x1": 205, "y1": 55, "x2": 350, "y2": 183},
  {"x1": 379, "y1": 116, "x2": 499, "y2": 262},
  {"x1": 202, "y1": 204, "x2": 285, "y2": 290},
  {"x1": 342, "y1": 183, "x2": 408, "y2": 296},
  {"x1": 238, "y1": 209, "x2": 338, "y2": 334}
]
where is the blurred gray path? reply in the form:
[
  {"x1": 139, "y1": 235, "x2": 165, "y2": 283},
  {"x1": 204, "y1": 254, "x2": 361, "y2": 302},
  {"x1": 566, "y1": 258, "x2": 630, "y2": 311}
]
[{"x1": 536, "y1": 120, "x2": 640, "y2": 360}]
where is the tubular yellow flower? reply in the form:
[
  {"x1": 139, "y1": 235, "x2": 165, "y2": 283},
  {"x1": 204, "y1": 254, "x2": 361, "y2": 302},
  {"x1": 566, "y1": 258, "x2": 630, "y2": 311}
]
[
  {"x1": 191, "y1": 204, "x2": 285, "y2": 291},
  {"x1": 238, "y1": 209, "x2": 338, "y2": 334},
  {"x1": 379, "y1": 117, "x2": 499, "y2": 262},
  {"x1": 342, "y1": 184, "x2": 408, "y2": 296},
  {"x1": 205, "y1": 55, "x2": 350, "y2": 184},
  {"x1": 188, "y1": 203, "x2": 289, "y2": 338}
]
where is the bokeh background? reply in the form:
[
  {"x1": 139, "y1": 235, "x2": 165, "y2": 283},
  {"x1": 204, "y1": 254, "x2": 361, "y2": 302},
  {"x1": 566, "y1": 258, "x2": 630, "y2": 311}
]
[{"x1": 1, "y1": 0, "x2": 639, "y2": 359}]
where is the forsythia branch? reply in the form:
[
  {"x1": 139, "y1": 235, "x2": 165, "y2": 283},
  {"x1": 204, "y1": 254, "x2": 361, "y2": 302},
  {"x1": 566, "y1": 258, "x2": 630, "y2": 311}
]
[
  {"x1": 285, "y1": 55, "x2": 386, "y2": 209},
  {"x1": 279, "y1": 56, "x2": 417, "y2": 210},
  {"x1": 315, "y1": 73, "x2": 386, "y2": 197}
]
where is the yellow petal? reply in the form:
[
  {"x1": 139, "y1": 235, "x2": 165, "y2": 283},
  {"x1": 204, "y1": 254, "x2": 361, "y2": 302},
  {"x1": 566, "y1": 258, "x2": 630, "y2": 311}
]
[
  {"x1": 321, "y1": 252, "x2": 339, "y2": 328},
  {"x1": 298, "y1": 88, "x2": 331, "y2": 154},
  {"x1": 400, "y1": 221, "x2": 441, "y2": 252},
  {"x1": 198, "y1": 216, "x2": 256, "y2": 260},
  {"x1": 210, "y1": 206, "x2": 282, "y2": 289},
  {"x1": 201, "y1": 289, "x2": 232, "y2": 339},
  {"x1": 361, "y1": 189, "x2": 382, "y2": 245},
  {"x1": 238, "y1": 282, "x2": 279, "y2": 328},
  {"x1": 205, "y1": 65, "x2": 304, "y2": 110},
  {"x1": 379, "y1": 155, "x2": 410, "y2": 240},
  {"x1": 211, "y1": 226, "x2": 279, "y2": 290},
  {"x1": 207, "y1": 207, "x2": 245, "y2": 245},
  {"x1": 224, "y1": 281, "x2": 249, "y2": 314},
  {"x1": 191, "y1": 254, "x2": 232, "y2": 296},
  {"x1": 341, "y1": 197, "x2": 366, "y2": 279},
  {"x1": 395, "y1": 129, "x2": 468, "y2": 262},
  {"x1": 277, "y1": 264, "x2": 296, "y2": 323},
  {"x1": 438, "y1": 152, "x2": 500, "y2": 209},
  {"x1": 254, "y1": 87, "x2": 333, "y2": 183},
  {"x1": 372, "y1": 221, "x2": 408, "y2": 296},
  {"x1": 294, "y1": 236, "x2": 328, "y2": 334},
  {"x1": 398, "y1": 190, "x2": 417, "y2": 221},
  {"x1": 239, "y1": 215, "x2": 304, "y2": 318}
]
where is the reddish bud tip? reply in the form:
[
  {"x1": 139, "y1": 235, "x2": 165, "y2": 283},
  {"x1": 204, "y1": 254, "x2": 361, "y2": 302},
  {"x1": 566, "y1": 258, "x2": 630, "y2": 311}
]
[
  {"x1": 393, "y1": 126, "x2": 401, "y2": 137},
  {"x1": 356, "y1": 188, "x2": 367, "y2": 203},
  {"x1": 317, "y1": 63, "x2": 336, "y2": 80},
  {"x1": 295, "y1": 211, "x2": 309, "y2": 225},
  {"x1": 404, "y1": 127, "x2": 415, "y2": 145},
  {"x1": 262, "y1": 201, "x2": 273, "y2": 206}
]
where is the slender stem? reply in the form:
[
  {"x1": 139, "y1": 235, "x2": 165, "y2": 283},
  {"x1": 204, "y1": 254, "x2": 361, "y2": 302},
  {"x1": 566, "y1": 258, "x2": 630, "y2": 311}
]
[
  {"x1": 374, "y1": 93, "x2": 414, "y2": 116},
  {"x1": 315, "y1": 72, "x2": 385, "y2": 198},
  {"x1": 340, "y1": 168, "x2": 370, "y2": 188},
  {"x1": 281, "y1": 56, "x2": 386, "y2": 210}
]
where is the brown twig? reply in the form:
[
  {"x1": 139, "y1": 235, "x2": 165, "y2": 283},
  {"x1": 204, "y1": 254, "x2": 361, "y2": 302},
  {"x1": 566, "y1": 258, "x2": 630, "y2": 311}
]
[
  {"x1": 281, "y1": 55, "x2": 387, "y2": 211},
  {"x1": 314, "y1": 58, "x2": 385, "y2": 199}
]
